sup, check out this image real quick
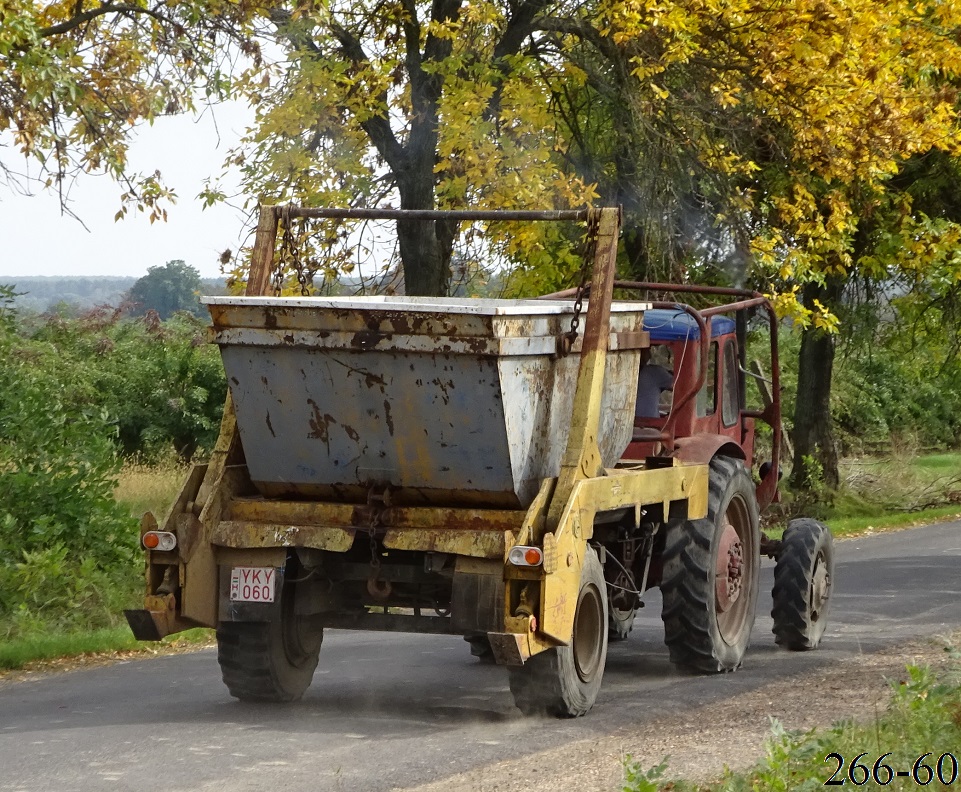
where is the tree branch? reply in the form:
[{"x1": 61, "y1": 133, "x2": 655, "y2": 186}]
[
  {"x1": 327, "y1": 21, "x2": 407, "y2": 173},
  {"x1": 37, "y1": 2, "x2": 175, "y2": 38}
]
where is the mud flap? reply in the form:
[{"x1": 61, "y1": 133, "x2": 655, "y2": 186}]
[
  {"x1": 450, "y1": 557, "x2": 504, "y2": 635},
  {"x1": 124, "y1": 609, "x2": 164, "y2": 641},
  {"x1": 486, "y1": 632, "x2": 528, "y2": 666}
]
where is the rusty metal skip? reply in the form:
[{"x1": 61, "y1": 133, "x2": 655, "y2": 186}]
[{"x1": 126, "y1": 204, "x2": 819, "y2": 718}]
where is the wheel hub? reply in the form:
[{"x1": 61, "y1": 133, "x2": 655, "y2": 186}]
[
  {"x1": 715, "y1": 522, "x2": 743, "y2": 613},
  {"x1": 810, "y1": 551, "x2": 831, "y2": 621},
  {"x1": 573, "y1": 584, "x2": 603, "y2": 682}
]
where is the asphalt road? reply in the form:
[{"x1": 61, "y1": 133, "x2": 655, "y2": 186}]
[{"x1": 1, "y1": 520, "x2": 959, "y2": 792}]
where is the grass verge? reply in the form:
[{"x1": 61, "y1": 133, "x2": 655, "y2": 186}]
[
  {"x1": 769, "y1": 451, "x2": 961, "y2": 539},
  {"x1": 624, "y1": 644, "x2": 961, "y2": 792},
  {"x1": 829, "y1": 505, "x2": 961, "y2": 538},
  {"x1": 0, "y1": 627, "x2": 214, "y2": 673}
]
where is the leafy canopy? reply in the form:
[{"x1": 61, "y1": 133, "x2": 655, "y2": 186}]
[
  {"x1": 5, "y1": 0, "x2": 961, "y2": 310},
  {"x1": 538, "y1": 0, "x2": 961, "y2": 321},
  {"x1": 127, "y1": 259, "x2": 204, "y2": 319},
  {"x1": 0, "y1": 0, "x2": 261, "y2": 220}
]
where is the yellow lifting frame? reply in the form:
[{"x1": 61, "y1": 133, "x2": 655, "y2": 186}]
[{"x1": 498, "y1": 207, "x2": 709, "y2": 661}]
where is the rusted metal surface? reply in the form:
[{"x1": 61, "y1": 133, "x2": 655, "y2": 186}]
[
  {"x1": 715, "y1": 523, "x2": 743, "y2": 613},
  {"x1": 123, "y1": 593, "x2": 194, "y2": 641},
  {"x1": 219, "y1": 499, "x2": 524, "y2": 558},
  {"x1": 209, "y1": 519, "x2": 508, "y2": 560},
  {"x1": 228, "y1": 497, "x2": 525, "y2": 531},
  {"x1": 205, "y1": 294, "x2": 648, "y2": 508},
  {"x1": 382, "y1": 528, "x2": 504, "y2": 559},
  {"x1": 131, "y1": 205, "x2": 720, "y2": 675},
  {"x1": 533, "y1": 207, "x2": 620, "y2": 644},
  {"x1": 673, "y1": 434, "x2": 746, "y2": 466},
  {"x1": 212, "y1": 521, "x2": 356, "y2": 552},
  {"x1": 577, "y1": 280, "x2": 784, "y2": 508},
  {"x1": 229, "y1": 499, "x2": 357, "y2": 526}
]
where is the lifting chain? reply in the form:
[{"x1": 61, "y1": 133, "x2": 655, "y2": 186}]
[
  {"x1": 365, "y1": 485, "x2": 392, "y2": 601},
  {"x1": 275, "y1": 205, "x2": 312, "y2": 297},
  {"x1": 560, "y1": 210, "x2": 601, "y2": 356}
]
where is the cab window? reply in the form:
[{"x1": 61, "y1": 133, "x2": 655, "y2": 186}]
[
  {"x1": 721, "y1": 340, "x2": 739, "y2": 427},
  {"x1": 696, "y1": 341, "x2": 718, "y2": 417}
]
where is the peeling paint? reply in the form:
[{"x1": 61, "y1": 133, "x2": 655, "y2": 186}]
[{"x1": 383, "y1": 399, "x2": 394, "y2": 436}]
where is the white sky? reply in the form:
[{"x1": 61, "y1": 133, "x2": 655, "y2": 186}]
[{"x1": 0, "y1": 101, "x2": 255, "y2": 280}]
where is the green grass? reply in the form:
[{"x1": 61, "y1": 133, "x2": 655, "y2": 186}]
[
  {"x1": 914, "y1": 453, "x2": 961, "y2": 472},
  {"x1": 0, "y1": 459, "x2": 199, "y2": 672},
  {"x1": 785, "y1": 451, "x2": 961, "y2": 539},
  {"x1": 0, "y1": 628, "x2": 139, "y2": 670},
  {"x1": 624, "y1": 645, "x2": 961, "y2": 792},
  {"x1": 0, "y1": 627, "x2": 214, "y2": 672},
  {"x1": 829, "y1": 505, "x2": 961, "y2": 538}
]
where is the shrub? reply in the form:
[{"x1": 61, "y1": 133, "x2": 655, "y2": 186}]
[{"x1": 0, "y1": 292, "x2": 139, "y2": 638}]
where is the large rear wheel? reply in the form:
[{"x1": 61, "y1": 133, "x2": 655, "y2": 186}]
[
  {"x1": 217, "y1": 571, "x2": 322, "y2": 702},
  {"x1": 509, "y1": 548, "x2": 608, "y2": 717},
  {"x1": 661, "y1": 456, "x2": 761, "y2": 672},
  {"x1": 772, "y1": 518, "x2": 834, "y2": 650}
]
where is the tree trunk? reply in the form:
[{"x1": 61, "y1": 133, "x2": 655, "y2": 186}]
[
  {"x1": 392, "y1": 164, "x2": 458, "y2": 294},
  {"x1": 791, "y1": 279, "x2": 844, "y2": 491}
]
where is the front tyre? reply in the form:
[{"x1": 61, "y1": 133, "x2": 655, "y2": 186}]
[
  {"x1": 509, "y1": 548, "x2": 608, "y2": 717},
  {"x1": 772, "y1": 518, "x2": 834, "y2": 650},
  {"x1": 661, "y1": 456, "x2": 761, "y2": 673}
]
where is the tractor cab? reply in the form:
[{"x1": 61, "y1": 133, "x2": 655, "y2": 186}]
[
  {"x1": 608, "y1": 283, "x2": 783, "y2": 513},
  {"x1": 625, "y1": 309, "x2": 749, "y2": 462}
]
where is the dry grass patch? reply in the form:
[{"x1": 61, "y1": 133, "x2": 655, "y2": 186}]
[{"x1": 114, "y1": 457, "x2": 190, "y2": 519}]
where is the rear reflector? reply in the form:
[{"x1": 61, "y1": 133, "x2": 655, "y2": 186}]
[
  {"x1": 508, "y1": 545, "x2": 543, "y2": 567},
  {"x1": 143, "y1": 531, "x2": 177, "y2": 551}
]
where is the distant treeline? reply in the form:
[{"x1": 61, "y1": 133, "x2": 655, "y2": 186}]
[{"x1": 3, "y1": 276, "x2": 228, "y2": 313}]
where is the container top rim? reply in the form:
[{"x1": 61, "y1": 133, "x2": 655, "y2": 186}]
[{"x1": 202, "y1": 295, "x2": 652, "y2": 316}]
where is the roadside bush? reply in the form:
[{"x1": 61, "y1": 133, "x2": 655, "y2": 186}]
[
  {"x1": 0, "y1": 292, "x2": 139, "y2": 639},
  {"x1": 92, "y1": 312, "x2": 226, "y2": 460},
  {"x1": 832, "y1": 344, "x2": 961, "y2": 454},
  {"x1": 24, "y1": 305, "x2": 226, "y2": 461}
]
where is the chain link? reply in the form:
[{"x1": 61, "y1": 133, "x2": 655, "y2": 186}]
[
  {"x1": 365, "y1": 484, "x2": 391, "y2": 574},
  {"x1": 369, "y1": 531, "x2": 381, "y2": 575},
  {"x1": 275, "y1": 205, "x2": 313, "y2": 297},
  {"x1": 364, "y1": 485, "x2": 394, "y2": 601},
  {"x1": 561, "y1": 211, "x2": 600, "y2": 354}
]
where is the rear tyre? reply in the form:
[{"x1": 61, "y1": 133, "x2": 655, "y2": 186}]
[
  {"x1": 509, "y1": 548, "x2": 608, "y2": 717},
  {"x1": 772, "y1": 518, "x2": 834, "y2": 650},
  {"x1": 661, "y1": 456, "x2": 761, "y2": 673},
  {"x1": 217, "y1": 575, "x2": 322, "y2": 702}
]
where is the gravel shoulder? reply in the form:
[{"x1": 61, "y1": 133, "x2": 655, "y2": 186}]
[{"x1": 397, "y1": 632, "x2": 960, "y2": 792}]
